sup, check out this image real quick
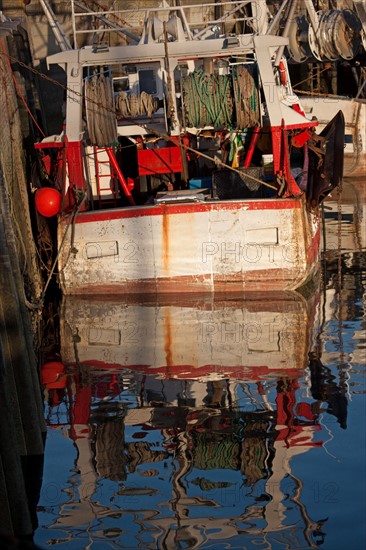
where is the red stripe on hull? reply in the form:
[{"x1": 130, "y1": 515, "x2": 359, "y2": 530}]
[
  {"x1": 62, "y1": 198, "x2": 303, "y2": 224},
  {"x1": 307, "y1": 227, "x2": 321, "y2": 264},
  {"x1": 72, "y1": 360, "x2": 304, "y2": 380}
]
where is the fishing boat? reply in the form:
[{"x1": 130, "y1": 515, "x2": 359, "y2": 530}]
[{"x1": 34, "y1": 1, "x2": 345, "y2": 294}]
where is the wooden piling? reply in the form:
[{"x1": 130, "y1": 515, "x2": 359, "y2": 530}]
[{"x1": 0, "y1": 28, "x2": 46, "y2": 540}]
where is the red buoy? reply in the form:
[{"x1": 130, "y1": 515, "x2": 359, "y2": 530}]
[
  {"x1": 41, "y1": 361, "x2": 66, "y2": 389},
  {"x1": 35, "y1": 187, "x2": 61, "y2": 217}
]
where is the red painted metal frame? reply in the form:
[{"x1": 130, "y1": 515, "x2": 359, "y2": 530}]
[
  {"x1": 244, "y1": 125, "x2": 260, "y2": 168},
  {"x1": 106, "y1": 147, "x2": 136, "y2": 206},
  {"x1": 65, "y1": 139, "x2": 87, "y2": 192},
  {"x1": 137, "y1": 146, "x2": 183, "y2": 176},
  {"x1": 271, "y1": 122, "x2": 303, "y2": 198},
  {"x1": 35, "y1": 141, "x2": 64, "y2": 149}
]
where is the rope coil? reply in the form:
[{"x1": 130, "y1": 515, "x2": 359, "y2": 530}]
[
  {"x1": 85, "y1": 74, "x2": 117, "y2": 147},
  {"x1": 182, "y1": 69, "x2": 234, "y2": 128},
  {"x1": 115, "y1": 91, "x2": 159, "y2": 117},
  {"x1": 182, "y1": 65, "x2": 260, "y2": 130},
  {"x1": 232, "y1": 64, "x2": 260, "y2": 129}
]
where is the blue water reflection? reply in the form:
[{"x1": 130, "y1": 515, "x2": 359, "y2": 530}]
[
  {"x1": 34, "y1": 286, "x2": 365, "y2": 549},
  {"x1": 35, "y1": 183, "x2": 366, "y2": 549}
]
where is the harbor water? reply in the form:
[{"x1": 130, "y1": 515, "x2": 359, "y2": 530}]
[{"x1": 34, "y1": 181, "x2": 365, "y2": 550}]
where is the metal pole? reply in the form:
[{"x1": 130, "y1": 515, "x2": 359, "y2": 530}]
[
  {"x1": 193, "y1": 1, "x2": 249, "y2": 40},
  {"x1": 39, "y1": 0, "x2": 72, "y2": 51},
  {"x1": 74, "y1": 1, "x2": 140, "y2": 44},
  {"x1": 274, "y1": 0, "x2": 298, "y2": 66},
  {"x1": 163, "y1": 21, "x2": 177, "y2": 131},
  {"x1": 303, "y1": 0, "x2": 319, "y2": 32},
  {"x1": 267, "y1": 0, "x2": 290, "y2": 35}
]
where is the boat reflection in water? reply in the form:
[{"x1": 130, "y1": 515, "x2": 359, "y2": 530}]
[{"x1": 41, "y1": 290, "x2": 345, "y2": 549}]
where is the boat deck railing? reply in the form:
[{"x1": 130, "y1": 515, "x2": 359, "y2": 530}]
[{"x1": 70, "y1": 0, "x2": 261, "y2": 49}]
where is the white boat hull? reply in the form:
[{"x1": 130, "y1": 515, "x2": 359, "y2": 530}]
[{"x1": 58, "y1": 196, "x2": 320, "y2": 294}]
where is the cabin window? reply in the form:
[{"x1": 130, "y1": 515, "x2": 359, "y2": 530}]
[
  {"x1": 139, "y1": 69, "x2": 156, "y2": 94},
  {"x1": 113, "y1": 77, "x2": 129, "y2": 93}
]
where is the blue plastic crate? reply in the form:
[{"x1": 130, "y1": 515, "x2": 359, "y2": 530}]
[{"x1": 189, "y1": 176, "x2": 212, "y2": 189}]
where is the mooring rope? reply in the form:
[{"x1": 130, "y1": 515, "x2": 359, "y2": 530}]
[{"x1": 25, "y1": 190, "x2": 87, "y2": 310}]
